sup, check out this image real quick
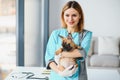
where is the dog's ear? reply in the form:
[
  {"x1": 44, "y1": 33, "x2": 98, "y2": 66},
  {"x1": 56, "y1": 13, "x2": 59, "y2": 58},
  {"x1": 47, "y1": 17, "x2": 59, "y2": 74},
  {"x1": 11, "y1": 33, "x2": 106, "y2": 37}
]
[
  {"x1": 58, "y1": 34, "x2": 64, "y2": 39},
  {"x1": 67, "y1": 33, "x2": 72, "y2": 40}
]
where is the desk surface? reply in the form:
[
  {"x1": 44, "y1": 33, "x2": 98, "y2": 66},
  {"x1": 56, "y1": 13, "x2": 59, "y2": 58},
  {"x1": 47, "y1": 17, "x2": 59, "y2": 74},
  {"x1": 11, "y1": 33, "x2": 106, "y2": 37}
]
[
  {"x1": 5, "y1": 67, "x2": 120, "y2": 80},
  {"x1": 5, "y1": 67, "x2": 50, "y2": 80}
]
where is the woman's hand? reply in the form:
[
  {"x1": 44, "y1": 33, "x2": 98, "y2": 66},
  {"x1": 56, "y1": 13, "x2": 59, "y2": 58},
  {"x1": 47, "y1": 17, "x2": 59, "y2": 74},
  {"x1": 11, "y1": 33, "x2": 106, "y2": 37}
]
[
  {"x1": 58, "y1": 65, "x2": 78, "y2": 77},
  {"x1": 55, "y1": 54, "x2": 62, "y2": 64}
]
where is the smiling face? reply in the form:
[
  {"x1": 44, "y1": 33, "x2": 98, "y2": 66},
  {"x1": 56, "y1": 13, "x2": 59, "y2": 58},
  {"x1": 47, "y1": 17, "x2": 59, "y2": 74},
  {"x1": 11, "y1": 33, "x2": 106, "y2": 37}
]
[
  {"x1": 61, "y1": 1, "x2": 84, "y2": 32},
  {"x1": 63, "y1": 8, "x2": 80, "y2": 29}
]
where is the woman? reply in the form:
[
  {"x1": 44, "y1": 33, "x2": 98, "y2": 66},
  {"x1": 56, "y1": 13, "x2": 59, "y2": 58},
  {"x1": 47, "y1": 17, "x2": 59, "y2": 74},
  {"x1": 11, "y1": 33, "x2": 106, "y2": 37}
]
[{"x1": 45, "y1": 1, "x2": 92, "y2": 80}]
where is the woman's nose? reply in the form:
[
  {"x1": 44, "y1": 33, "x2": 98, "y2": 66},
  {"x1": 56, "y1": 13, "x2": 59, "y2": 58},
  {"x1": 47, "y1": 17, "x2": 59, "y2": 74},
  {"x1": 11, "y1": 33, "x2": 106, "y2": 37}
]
[{"x1": 69, "y1": 16, "x2": 73, "y2": 21}]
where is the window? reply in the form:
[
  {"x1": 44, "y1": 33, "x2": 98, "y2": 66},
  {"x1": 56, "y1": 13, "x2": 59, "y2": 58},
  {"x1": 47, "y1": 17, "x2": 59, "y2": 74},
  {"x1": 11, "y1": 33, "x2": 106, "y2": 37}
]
[{"x1": 0, "y1": 0, "x2": 16, "y2": 80}]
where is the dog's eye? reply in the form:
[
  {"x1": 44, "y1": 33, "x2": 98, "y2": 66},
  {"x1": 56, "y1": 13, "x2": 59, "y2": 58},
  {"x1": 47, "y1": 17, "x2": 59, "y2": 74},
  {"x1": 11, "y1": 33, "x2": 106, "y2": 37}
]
[
  {"x1": 62, "y1": 42, "x2": 65, "y2": 45},
  {"x1": 62, "y1": 42, "x2": 66, "y2": 46},
  {"x1": 68, "y1": 43, "x2": 70, "y2": 47}
]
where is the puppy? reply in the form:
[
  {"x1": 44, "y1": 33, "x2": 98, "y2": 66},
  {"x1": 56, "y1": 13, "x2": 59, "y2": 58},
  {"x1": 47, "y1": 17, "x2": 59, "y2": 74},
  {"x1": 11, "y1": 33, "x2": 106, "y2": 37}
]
[{"x1": 55, "y1": 33, "x2": 81, "y2": 71}]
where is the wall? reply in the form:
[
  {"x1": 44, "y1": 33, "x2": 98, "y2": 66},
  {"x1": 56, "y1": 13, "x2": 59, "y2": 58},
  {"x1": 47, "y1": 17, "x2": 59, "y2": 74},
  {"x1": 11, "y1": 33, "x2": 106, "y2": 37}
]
[
  {"x1": 49, "y1": 0, "x2": 120, "y2": 37},
  {"x1": 25, "y1": 0, "x2": 41, "y2": 66},
  {"x1": 24, "y1": 0, "x2": 49, "y2": 67}
]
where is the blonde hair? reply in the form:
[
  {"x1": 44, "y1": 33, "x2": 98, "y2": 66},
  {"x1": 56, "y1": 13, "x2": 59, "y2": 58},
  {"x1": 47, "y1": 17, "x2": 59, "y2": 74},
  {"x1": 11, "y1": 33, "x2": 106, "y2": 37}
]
[{"x1": 61, "y1": 1, "x2": 84, "y2": 32}]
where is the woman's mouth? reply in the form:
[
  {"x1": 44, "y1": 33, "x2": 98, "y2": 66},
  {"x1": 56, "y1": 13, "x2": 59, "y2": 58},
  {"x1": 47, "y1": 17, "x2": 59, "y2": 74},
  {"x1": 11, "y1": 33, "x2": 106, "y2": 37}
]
[{"x1": 69, "y1": 22, "x2": 74, "y2": 25}]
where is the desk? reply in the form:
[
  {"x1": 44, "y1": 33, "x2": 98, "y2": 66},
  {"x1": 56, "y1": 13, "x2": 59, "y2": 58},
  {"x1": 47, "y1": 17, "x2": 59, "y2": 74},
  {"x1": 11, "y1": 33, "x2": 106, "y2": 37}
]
[
  {"x1": 5, "y1": 67, "x2": 120, "y2": 80},
  {"x1": 5, "y1": 67, "x2": 50, "y2": 80}
]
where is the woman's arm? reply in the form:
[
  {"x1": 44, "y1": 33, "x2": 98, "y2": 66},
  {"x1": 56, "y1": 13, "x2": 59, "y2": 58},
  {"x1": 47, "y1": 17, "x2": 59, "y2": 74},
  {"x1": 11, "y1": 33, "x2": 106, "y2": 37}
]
[
  {"x1": 49, "y1": 61, "x2": 77, "y2": 77},
  {"x1": 45, "y1": 31, "x2": 57, "y2": 69},
  {"x1": 49, "y1": 62, "x2": 60, "y2": 73},
  {"x1": 61, "y1": 49, "x2": 82, "y2": 58}
]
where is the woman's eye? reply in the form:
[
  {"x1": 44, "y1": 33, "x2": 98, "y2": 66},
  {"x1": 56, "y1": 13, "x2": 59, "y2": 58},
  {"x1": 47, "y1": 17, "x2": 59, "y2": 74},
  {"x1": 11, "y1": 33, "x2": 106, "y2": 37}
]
[
  {"x1": 65, "y1": 14, "x2": 69, "y2": 17},
  {"x1": 65, "y1": 14, "x2": 77, "y2": 17},
  {"x1": 72, "y1": 14, "x2": 77, "y2": 17}
]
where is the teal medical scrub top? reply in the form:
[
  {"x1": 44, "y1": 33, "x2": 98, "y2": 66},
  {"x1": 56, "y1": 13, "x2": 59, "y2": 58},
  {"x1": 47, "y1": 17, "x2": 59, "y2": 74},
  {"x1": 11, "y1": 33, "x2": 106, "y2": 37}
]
[{"x1": 45, "y1": 28, "x2": 92, "y2": 80}]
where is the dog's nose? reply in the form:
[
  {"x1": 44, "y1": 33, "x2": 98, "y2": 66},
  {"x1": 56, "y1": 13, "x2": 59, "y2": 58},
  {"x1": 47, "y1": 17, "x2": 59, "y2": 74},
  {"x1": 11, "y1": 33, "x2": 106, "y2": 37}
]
[
  {"x1": 62, "y1": 42, "x2": 72, "y2": 51},
  {"x1": 67, "y1": 43, "x2": 72, "y2": 50}
]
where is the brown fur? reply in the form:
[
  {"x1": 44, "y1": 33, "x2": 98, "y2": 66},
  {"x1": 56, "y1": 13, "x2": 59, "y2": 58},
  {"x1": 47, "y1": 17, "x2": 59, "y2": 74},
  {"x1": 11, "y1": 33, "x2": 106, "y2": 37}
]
[{"x1": 55, "y1": 34, "x2": 81, "y2": 71}]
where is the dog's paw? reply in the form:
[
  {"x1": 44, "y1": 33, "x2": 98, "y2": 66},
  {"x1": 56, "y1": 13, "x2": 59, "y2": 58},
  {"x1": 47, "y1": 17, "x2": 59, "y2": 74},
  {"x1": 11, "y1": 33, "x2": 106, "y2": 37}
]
[
  {"x1": 55, "y1": 51, "x2": 60, "y2": 55},
  {"x1": 77, "y1": 46, "x2": 83, "y2": 50},
  {"x1": 55, "y1": 48, "x2": 63, "y2": 55}
]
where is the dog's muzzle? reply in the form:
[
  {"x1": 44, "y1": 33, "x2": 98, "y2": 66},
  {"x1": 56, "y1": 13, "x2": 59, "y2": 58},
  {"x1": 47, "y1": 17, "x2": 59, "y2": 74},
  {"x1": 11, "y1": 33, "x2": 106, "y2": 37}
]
[{"x1": 62, "y1": 42, "x2": 73, "y2": 51}]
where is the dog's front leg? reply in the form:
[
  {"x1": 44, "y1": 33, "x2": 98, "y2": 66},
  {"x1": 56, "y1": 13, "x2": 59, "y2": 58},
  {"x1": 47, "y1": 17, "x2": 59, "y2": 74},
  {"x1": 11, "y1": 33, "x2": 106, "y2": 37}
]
[{"x1": 55, "y1": 48, "x2": 63, "y2": 55}]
